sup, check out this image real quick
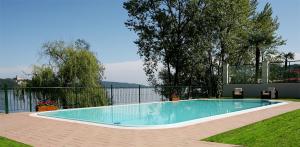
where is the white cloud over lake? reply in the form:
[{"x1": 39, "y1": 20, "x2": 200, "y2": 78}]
[
  {"x1": 0, "y1": 66, "x2": 32, "y2": 79},
  {"x1": 0, "y1": 61, "x2": 149, "y2": 85},
  {"x1": 104, "y1": 60, "x2": 149, "y2": 85},
  {"x1": 2, "y1": 54, "x2": 299, "y2": 85},
  {"x1": 295, "y1": 52, "x2": 300, "y2": 60}
]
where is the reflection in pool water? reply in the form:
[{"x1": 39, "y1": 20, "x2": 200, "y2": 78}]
[{"x1": 39, "y1": 99, "x2": 278, "y2": 127}]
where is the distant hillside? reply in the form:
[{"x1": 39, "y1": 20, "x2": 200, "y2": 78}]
[
  {"x1": 0, "y1": 79, "x2": 146, "y2": 88},
  {"x1": 101, "y1": 81, "x2": 147, "y2": 87},
  {"x1": 0, "y1": 78, "x2": 17, "y2": 88}
]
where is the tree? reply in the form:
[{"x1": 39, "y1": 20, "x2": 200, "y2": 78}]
[
  {"x1": 30, "y1": 65, "x2": 58, "y2": 87},
  {"x1": 41, "y1": 39, "x2": 104, "y2": 87},
  {"x1": 249, "y1": 2, "x2": 285, "y2": 82},
  {"x1": 203, "y1": 0, "x2": 253, "y2": 97},
  {"x1": 281, "y1": 52, "x2": 295, "y2": 70},
  {"x1": 124, "y1": 0, "x2": 207, "y2": 99},
  {"x1": 124, "y1": 0, "x2": 285, "y2": 98},
  {"x1": 30, "y1": 39, "x2": 107, "y2": 107}
]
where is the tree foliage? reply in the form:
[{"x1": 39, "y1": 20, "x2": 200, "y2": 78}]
[
  {"x1": 124, "y1": 0, "x2": 286, "y2": 98},
  {"x1": 280, "y1": 52, "x2": 295, "y2": 70},
  {"x1": 29, "y1": 39, "x2": 107, "y2": 107},
  {"x1": 248, "y1": 2, "x2": 285, "y2": 81},
  {"x1": 124, "y1": 0, "x2": 201, "y2": 86},
  {"x1": 30, "y1": 65, "x2": 58, "y2": 87},
  {"x1": 36, "y1": 39, "x2": 105, "y2": 87}
]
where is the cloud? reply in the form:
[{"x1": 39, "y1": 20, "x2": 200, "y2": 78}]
[
  {"x1": 104, "y1": 60, "x2": 149, "y2": 85},
  {"x1": 3, "y1": 55, "x2": 299, "y2": 84},
  {"x1": 0, "y1": 61, "x2": 150, "y2": 85},
  {"x1": 294, "y1": 52, "x2": 300, "y2": 60}
]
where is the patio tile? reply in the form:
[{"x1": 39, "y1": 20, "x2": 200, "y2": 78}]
[{"x1": 0, "y1": 101, "x2": 299, "y2": 147}]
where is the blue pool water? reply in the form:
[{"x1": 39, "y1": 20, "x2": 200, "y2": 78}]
[{"x1": 38, "y1": 99, "x2": 279, "y2": 127}]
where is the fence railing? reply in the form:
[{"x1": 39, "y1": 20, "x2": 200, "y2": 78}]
[
  {"x1": 225, "y1": 60, "x2": 300, "y2": 84},
  {"x1": 0, "y1": 85, "x2": 206, "y2": 114},
  {"x1": 269, "y1": 60, "x2": 300, "y2": 83},
  {"x1": 228, "y1": 64, "x2": 262, "y2": 84}
]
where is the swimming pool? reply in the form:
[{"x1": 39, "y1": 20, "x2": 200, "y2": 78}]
[{"x1": 34, "y1": 99, "x2": 285, "y2": 129}]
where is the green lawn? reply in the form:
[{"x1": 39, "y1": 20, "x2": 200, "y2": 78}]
[
  {"x1": 0, "y1": 136, "x2": 31, "y2": 147},
  {"x1": 203, "y1": 109, "x2": 300, "y2": 147},
  {"x1": 279, "y1": 98, "x2": 300, "y2": 102},
  {"x1": 221, "y1": 97, "x2": 300, "y2": 102}
]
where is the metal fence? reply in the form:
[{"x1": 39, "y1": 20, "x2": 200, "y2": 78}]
[
  {"x1": 0, "y1": 85, "x2": 205, "y2": 114},
  {"x1": 228, "y1": 64, "x2": 262, "y2": 84},
  {"x1": 269, "y1": 60, "x2": 300, "y2": 83}
]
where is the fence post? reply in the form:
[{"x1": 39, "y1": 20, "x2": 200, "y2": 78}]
[
  {"x1": 110, "y1": 85, "x2": 113, "y2": 105},
  {"x1": 29, "y1": 88, "x2": 32, "y2": 112},
  {"x1": 138, "y1": 85, "x2": 141, "y2": 104},
  {"x1": 223, "y1": 63, "x2": 229, "y2": 84},
  {"x1": 262, "y1": 61, "x2": 269, "y2": 84},
  {"x1": 4, "y1": 84, "x2": 9, "y2": 114},
  {"x1": 160, "y1": 86, "x2": 164, "y2": 101}
]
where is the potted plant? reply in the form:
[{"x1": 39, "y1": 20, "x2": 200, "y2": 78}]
[{"x1": 36, "y1": 100, "x2": 58, "y2": 112}]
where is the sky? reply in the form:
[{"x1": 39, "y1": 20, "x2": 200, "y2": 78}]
[{"x1": 0, "y1": 0, "x2": 299, "y2": 85}]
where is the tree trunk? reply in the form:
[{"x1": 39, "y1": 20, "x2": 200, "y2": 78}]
[
  {"x1": 284, "y1": 58, "x2": 288, "y2": 70},
  {"x1": 174, "y1": 59, "x2": 179, "y2": 86},
  {"x1": 166, "y1": 58, "x2": 172, "y2": 101},
  {"x1": 188, "y1": 67, "x2": 193, "y2": 99},
  {"x1": 174, "y1": 1, "x2": 181, "y2": 89},
  {"x1": 166, "y1": 58, "x2": 172, "y2": 85},
  {"x1": 255, "y1": 45, "x2": 260, "y2": 83},
  {"x1": 173, "y1": 59, "x2": 179, "y2": 100},
  {"x1": 217, "y1": 41, "x2": 226, "y2": 98}
]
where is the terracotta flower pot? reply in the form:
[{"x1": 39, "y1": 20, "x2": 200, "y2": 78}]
[
  {"x1": 172, "y1": 97, "x2": 180, "y2": 101},
  {"x1": 37, "y1": 106, "x2": 58, "y2": 112},
  {"x1": 170, "y1": 91, "x2": 180, "y2": 101}
]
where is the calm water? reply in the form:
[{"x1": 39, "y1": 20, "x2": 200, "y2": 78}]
[
  {"x1": 0, "y1": 88, "x2": 163, "y2": 113},
  {"x1": 0, "y1": 90, "x2": 36, "y2": 113},
  {"x1": 39, "y1": 99, "x2": 279, "y2": 127}
]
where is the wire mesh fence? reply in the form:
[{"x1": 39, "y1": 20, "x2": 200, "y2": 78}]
[
  {"x1": 269, "y1": 60, "x2": 300, "y2": 83},
  {"x1": 0, "y1": 85, "x2": 206, "y2": 113},
  {"x1": 107, "y1": 87, "x2": 163, "y2": 105},
  {"x1": 228, "y1": 64, "x2": 262, "y2": 84}
]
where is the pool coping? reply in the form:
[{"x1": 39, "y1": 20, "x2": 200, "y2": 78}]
[{"x1": 30, "y1": 99, "x2": 288, "y2": 130}]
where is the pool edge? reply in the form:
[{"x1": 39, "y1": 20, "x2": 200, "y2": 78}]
[{"x1": 29, "y1": 99, "x2": 288, "y2": 130}]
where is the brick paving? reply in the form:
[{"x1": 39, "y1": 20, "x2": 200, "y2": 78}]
[{"x1": 0, "y1": 101, "x2": 299, "y2": 147}]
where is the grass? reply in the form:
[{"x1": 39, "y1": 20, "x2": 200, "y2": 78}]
[
  {"x1": 221, "y1": 97, "x2": 300, "y2": 100},
  {"x1": 0, "y1": 136, "x2": 31, "y2": 147},
  {"x1": 222, "y1": 97, "x2": 300, "y2": 102},
  {"x1": 279, "y1": 98, "x2": 300, "y2": 102},
  {"x1": 203, "y1": 109, "x2": 300, "y2": 147}
]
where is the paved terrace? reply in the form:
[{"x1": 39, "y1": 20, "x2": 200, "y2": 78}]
[{"x1": 0, "y1": 101, "x2": 300, "y2": 147}]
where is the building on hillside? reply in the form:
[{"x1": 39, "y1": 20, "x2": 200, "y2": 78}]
[{"x1": 14, "y1": 75, "x2": 28, "y2": 85}]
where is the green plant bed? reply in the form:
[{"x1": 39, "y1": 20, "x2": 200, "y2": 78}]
[
  {"x1": 0, "y1": 136, "x2": 31, "y2": 147},
  {"x1": 203, "y1": 109, "x2": 300, "y2": 147}
]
